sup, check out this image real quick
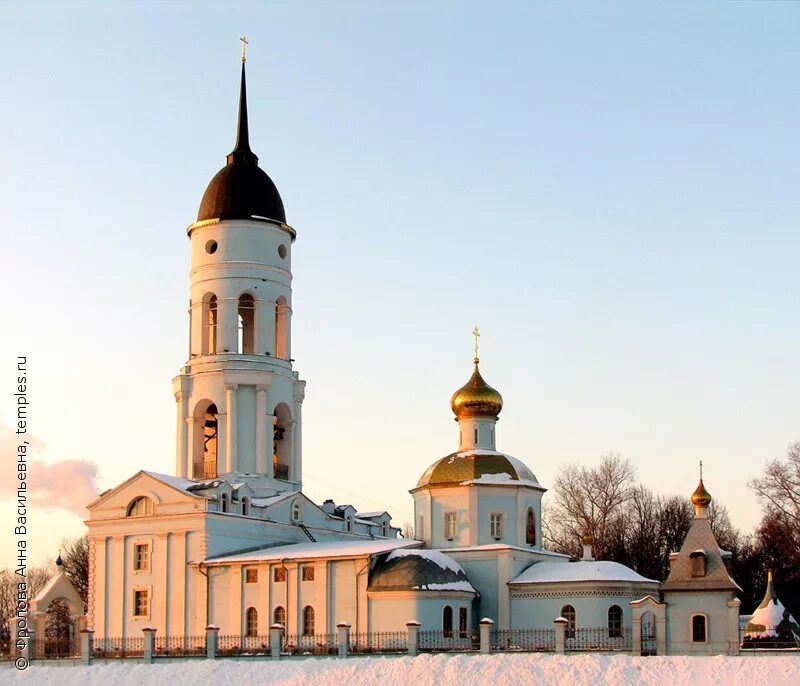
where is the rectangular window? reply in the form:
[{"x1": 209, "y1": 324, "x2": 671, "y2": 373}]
[
  {"x1": 444, "y1": 512, "x2": 457, "y2": 540},
  {"x1": 302, "y1": 565, "x2": 315, "y2": 581},
  {"x1": 133, "y1": 589, "x2": 149, "y2": 617},
  {"x1": 490, "y1": 513, "x2": 504, "y2": 539},
  {"x1": 245, "y1": 568, "x2": 258, "y2": 584},
  {"x1": 459, "y1": 607, "x2": 468, "y2": 638},
  {"x1": 273, "y1": 567, "x2": 287, "y2": 582},
  {"x1": 133, "y1": 543, "x2": 150, "y2": 572}
]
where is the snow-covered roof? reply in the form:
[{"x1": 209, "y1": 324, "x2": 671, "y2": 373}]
[
  {"x1": 144, "y1": 471, "x2": 199, "y2": 493},
  {"x1": 412, "y1": 581, "x2": 475, "y2": 592},
  {"x1": 510, "y1": 560, "x2": 659, "y2": 585},
  {"x1": 369, "y1": 548, "x2": 476, "y2": 594},
  {"x1": 250, "y1": 492, "x2": 296, "y2": 508},
  {"x1": 386, "y1": 548, "x2": 465, "y2": 574},
  {"x1": 203, "y1": 538, "x2": 420, "y2": 564},
  {"x1": 460, "y1": 473, "x2": 543, "y2": 488},
  {"x1": 356, "y1": 511, "x2": 388, "y2": 519},
  {"x1": 444, "y1": 544, "x2": 569, "y2": 558}
]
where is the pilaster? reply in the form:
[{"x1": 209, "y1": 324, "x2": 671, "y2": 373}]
[{"x1": 225, "y1": 384, "x2": 238, "y2": 473}]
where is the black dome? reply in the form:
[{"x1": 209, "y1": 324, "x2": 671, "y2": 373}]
[
  {"x1": 196, "y1": 61, "x2": 286, "y2": 225},
  {"x1": 198, "y1": 162, "x2": 285, "y2": 224}
]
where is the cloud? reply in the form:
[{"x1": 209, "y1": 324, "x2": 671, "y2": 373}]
[{"x1": 0, "y1": 427, "x2": 100, "y2": 516}]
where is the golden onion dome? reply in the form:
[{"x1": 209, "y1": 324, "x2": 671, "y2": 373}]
[
  {"x1": 450, "y1": 358, "x2": 503, "y2": 420},
  {"x1": 691, "y1": 479, "x2": 712, "y2": 507},
  {"x1": 580, "y1": 532, "x2": 595, "y2": 545}
]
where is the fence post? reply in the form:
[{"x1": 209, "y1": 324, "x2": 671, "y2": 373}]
[
  {"x1": 21, "y1": 626, "x2": 34, "y2": 663},
  {"x1": 554, "y1": 617, "x2": 567, "y2": 655},
  {"x1": 727, "y1": 599, "x2": 741, "y2": 656},
  {"x1": 337, "y1": 621, "x2": 351, "y2": 658},
  {"x1": 270, "y1": 623, "x2": 284, "y2": 659},
  {"x1": 479, "y1": 618, "x2": 493, "y2": 654},
  {"x1": 205, "y1": 624, "x2": 219, "y2": 659},
  {"x1": 80, "y1": 628, "x2": 94, "y2": 665},
  {"x1": 631, "y1": 616, "x2": 642, "y2": 656},
  {"x1": 406, "y1": 620, "x2": 420, "y2": 657},
  {"x1": 142, "y1": 627, "x2": 156, "y2": 664}
]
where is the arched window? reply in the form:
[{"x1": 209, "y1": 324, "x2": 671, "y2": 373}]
[
  {"x1": 608, "y1": 605, "x2": 623, "y2": 638},
  {"x1": 691, "y1": 614, "x2": 707, "y2": 643},
  {"x1": 442, "y1": 605, "x2": 454, "y2": 637},
  {"x1": 220, "y1": 493, "x2": 229, "y2": 513},
  {"x1": 205, "y1": 294, "x2": 218, "y2": 355},
  {"x1": 346, "y1": 516, "x2": 353, "y2": 532},
  {"x1": 238, "y1": 294, "x2": 255, "y2": 354},
  {"x1": 273, "y1": 606, "x2": 286, "y2": 626},
  {"x1": 560, "y1": 605, "x2": 576, "y2": 638},
  {"x1": 526, "y1": 507, "x2": 536, "y2": 545},
  {"x1": 302, "y1": 606, "x2": 315, "y2": 636},
  {"x1": 241, "y1": 497, "x2": 250, "y2": 516},
  {"x1": 246, "y1": 607, "x2": 258, "y2": 637},
  {"x1": 275, "y1": 296, "x2": 289, "y2": 359},
  {"x1": 193, "y1": 403, "x2": 218, "y2": 479},
  {"x1": 273, "y1": 403, "x2": 292, "y2": 480},
  {"x1": 126, "y1": 497, "x2": 154, "y2": 517},
  {"x1": 291, "y1": 501, "x2": 301, "y2": 522}
]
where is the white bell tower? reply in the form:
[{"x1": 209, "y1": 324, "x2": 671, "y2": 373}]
[{"x1": 172, "y1": 53, "x2": 305, "y2": 486}]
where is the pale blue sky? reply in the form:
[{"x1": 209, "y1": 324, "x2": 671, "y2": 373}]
[{"x1": 1, "y1": 2, "x2": 798, "y2": 566}]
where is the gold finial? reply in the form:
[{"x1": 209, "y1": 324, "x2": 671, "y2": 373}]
[
  {"x1": 473, "y1": 325, "x2": 480, "y2": 363},
  {"x1": 700, "y1": 459, "x2": 703, "y2": 480},
  {"x1": 240, "y1": 35, "x2": 249, "y2": 63}
]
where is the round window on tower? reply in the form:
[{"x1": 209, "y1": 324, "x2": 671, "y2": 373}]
[
  {"x1": 278, "y1": 244, "x2": 287, "y2": 259},
  {"x1": 206, "y1": 240, "x2": 218, "y2": 254}
]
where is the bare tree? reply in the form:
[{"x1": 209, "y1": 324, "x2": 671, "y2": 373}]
[
  {"x1": 61, "y1": 536, "x2": 89, "y2": 605},
  {"x1": 0, "y1": 562, "x2": 55, "y2": 637},
  {"x1": 401, "y1": 522, "x2": 415, "y2": 539},
  {"x1": 547, "y1": 453, "x2": 636, "y2": 558},
  {"x1": 748, "y1": 441, "x2": 800, "y2": 554}
]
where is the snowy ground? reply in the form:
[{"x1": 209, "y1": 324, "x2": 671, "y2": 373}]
[{"x1": 9, "y1": 653, "x2": 800, "y2": 686}]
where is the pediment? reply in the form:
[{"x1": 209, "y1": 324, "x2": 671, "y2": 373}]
[{"x1": 87, "y1": 471, "x2": 203, "y2": 520}]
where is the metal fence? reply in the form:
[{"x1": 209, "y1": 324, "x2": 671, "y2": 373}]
[
  {"x1": 32, "y1": 638, "x2": 77, "y2": 659},
  {"x1": 565, "y1": 627, "x2": 632, "y2": 652},
  {"x1": 155, "y1": 635, "x2": 206, "y2": 657},
  {"x1": 349, "y1": 631, "x2": 407, "y2": 654},
  {"x1": 217, "y1": 634, "x2": 271, "y2": 656},
  {"x1": 490, "y1": 628, "x2": 555, "y2": 652},
  {"x1": 282, "y1": 633, "x2": 337, "y2": 655},
  {"x1": 418, "y1": 629, "x2": 477, "y2": 652},
  {"x1": 93, "y1": 636, "x2": 145, "y2": 659}
]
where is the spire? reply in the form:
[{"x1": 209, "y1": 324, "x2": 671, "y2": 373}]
[{"x1": 227, "y1": 42, "x2": 257, "y2": 166}]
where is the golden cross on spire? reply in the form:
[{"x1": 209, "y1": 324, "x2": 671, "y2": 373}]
[
  {"x1": 473, "y1": 325, "x2": 480, "y2": 362},
  {"x1": 699, "y1": 459, "x2": 703, "y2": 480},
  {"x1": 240, "y1": 35, "x2": 249, "y2": 63}
]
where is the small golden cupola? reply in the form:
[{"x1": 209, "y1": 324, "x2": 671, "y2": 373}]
[
  {"x1": 691, "y1": 461, "x2": 712, "y2": 517},
  {"x1": 450, "y1": 327, "x2": 503, "y2": 421},
  {"x1": 691, "y1": 479, "x2": 712, "y2": 507}
]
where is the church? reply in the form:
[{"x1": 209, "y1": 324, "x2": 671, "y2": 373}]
[{"x1": 77, "y1": 54, "x2": 743, "y2": 655}]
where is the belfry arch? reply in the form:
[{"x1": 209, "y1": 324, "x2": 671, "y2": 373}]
[
  {"x1": 193, "y1": 400, "x2": 219, "y2": 479},
  {"x1": 273, "y1": 402, "x2": 292, "y2": 480}
]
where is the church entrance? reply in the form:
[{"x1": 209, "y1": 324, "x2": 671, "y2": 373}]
[
  {"x1": 43, "y1": 598, "x2": 76, "y2": 657},
  {"x1": 641, "y1": 611, "x2": 657, "y2": 656}
]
